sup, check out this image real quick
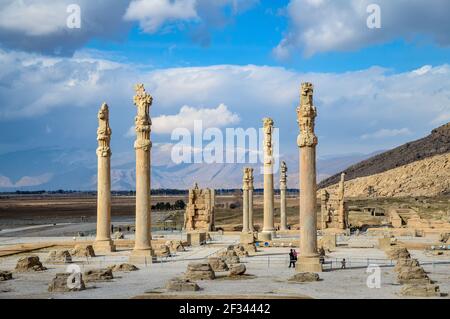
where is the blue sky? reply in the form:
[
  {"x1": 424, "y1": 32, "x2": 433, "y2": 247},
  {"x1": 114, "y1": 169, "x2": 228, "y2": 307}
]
[{"x1": 0, "y1": 0, "x2": 450, "y2": 162}]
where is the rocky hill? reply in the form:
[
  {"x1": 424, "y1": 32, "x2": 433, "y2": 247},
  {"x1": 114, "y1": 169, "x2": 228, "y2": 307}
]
[
  {"x1": 323, "y1": 151, "x2": 450, "y2": 198},
  {"x1": 319, "y1": 122, "x2": 450, "y2": 189}
]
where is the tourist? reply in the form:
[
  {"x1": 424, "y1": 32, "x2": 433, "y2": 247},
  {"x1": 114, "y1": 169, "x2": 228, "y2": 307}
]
[
  {"x1": 289, "y1": 249, "x2": 296, "y2": 268},
  {"x1": 293, "y1": 249, "x2": 298, "y2": 260},
  {"x1": 341, "y1": 258, "x2": 346, "y2": 269}
]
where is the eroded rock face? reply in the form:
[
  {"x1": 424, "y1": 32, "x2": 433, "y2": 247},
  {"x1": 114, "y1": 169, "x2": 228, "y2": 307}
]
[
  {"x1": 185, "y1": 262, "x2": 215, "y2": 281},
  {"x1": 0, "y1": 271, "x2": 13, "y2": 281},
  {"x1": 83, "y1": 268, "x2": 113, "y2": 282},
  {"x1": 394, "y1": 258, "x2": 420, "y2": 272},
  {"x1": 288, "y1": 272, "x2": 320, "y2": 283},
  {"x1": 166, "y1": 278, "x2": 200, "y2": 292},
  {"x1": 71, "y1": 245, "x2": 96, "y2": 258},
  {"x1": 48, "y1": 273, "x2": 86, "y2": 292},
  {"x1": 154, "y1": 245, "x2": 171, "y2": 257},
  {"x1": 208, "y1": 257, "x2": 229, "y2": 272},
  {"x1": 397, "y1": 266, "x2": 430, "y2": 285},
  {"x1": 113, "y1": 232, "x2": 125, "y2": 240},
  {"x1": 46, "y1": 250, "x2": 72, "y2": 264},
  {"x1": 15, "y1": 256, "x2": 47, "y2": 272},
  {"x1": 108, "y1": 264, "x2": 139, "y2": 272},
  {"x1": 166, "y1": 240, "x2": 185, "y2": 253},
  {"x1": 218, "y1": 250, "x2": 240, "y2": 265},
  {"x1": 400, "y1": 284, "x2": 441, "y2": 297},
  {"x1": 228, "y1": 264, "x2": 246, "y2": 276},
  {"x1": 387, "y1": 247, "x2": 410, "y2": 260}
]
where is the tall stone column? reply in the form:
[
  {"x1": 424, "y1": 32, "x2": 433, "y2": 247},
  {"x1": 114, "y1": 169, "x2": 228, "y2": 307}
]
[
  {"x1": 338, "y1": 173, "x2": 347, "y2": 230},
  {"x1": 248, "y1": 168, "x2": 255, "y2": 232},
  {"x1": 296, "y1": 82, "x2": 322, "y2": 273},
  {"x1": 130, "y1": 84, "x2": 155, "y2": 264},
  {"x1": 242, "y1": 168, "x2": 250, "y2": 232},
  {"x1": 94, "y1": 103, "x2": 116, "y2": 253},
  {"x1": 280, "y1": 161, "x2": 288, "y2": 231},
  {"x1": 261, "y1": 118, "x2": 275, "y2": 240}
]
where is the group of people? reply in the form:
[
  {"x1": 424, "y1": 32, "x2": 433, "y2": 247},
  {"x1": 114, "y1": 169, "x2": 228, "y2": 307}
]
[{"x1": 288, "y1": 249, "x2": 347, "y2": 269}]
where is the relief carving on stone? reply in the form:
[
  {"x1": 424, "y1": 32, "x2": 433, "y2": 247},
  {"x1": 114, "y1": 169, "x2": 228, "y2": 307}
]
[
  {"x1": 97, "y1": 103, "x2": 112, "y2": 157},
  {"x1": 297, "y1": 82, "x2": 318, "y2": 148},
  {"x1": 133, "y1": 84, "x2": 153, "y2": 151},
  {"x1": 263, "y1": 118, "x2": 274, "y2": 165}
]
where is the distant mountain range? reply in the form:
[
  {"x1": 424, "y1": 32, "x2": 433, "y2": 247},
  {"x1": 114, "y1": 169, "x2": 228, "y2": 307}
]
[{"x1": 0, "y1": 145, "x2": 378, "y2": 191}]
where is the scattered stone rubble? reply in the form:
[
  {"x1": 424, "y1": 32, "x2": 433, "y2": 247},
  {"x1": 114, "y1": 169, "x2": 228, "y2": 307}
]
[
  {"x1": 385, "y1": 246, "x2": 442, "y2": 297},
  {"x1": 165, "y1": 240, "x2": 185, "y2": 253},
  {"x1": 46, "y1": 250, "x2": 72, "y2": 264},
  {"x1": 208, "y1": 257, "x2": 229, "y2": 272},
  {"x1": 166, "y1": 278, "x2": 200, "y2": 292},
  {"x1": 185, "y1": 262, "x2": 215, "y2": 280},
  {"x1": 48, "y1": 273, "x2": 86, "y2": 292},
  {"x1": 71, "y1": 245, "x2": 96, "y2": 258},
  {"x1": 288, "y1": 272, "x2": 320, "y2": 283},
  {"x1": 15, "y1": 256, "x2": 47, "y2": 272},
  {"x1": 108, "y1": 263, "x2": 139, "y2": 272},
  {"x1": 83, "y1": 268, "x2": 114, "y2": 282},
  {"x1": 0, "y1": 271, "x2": 13, "y2": 281}
]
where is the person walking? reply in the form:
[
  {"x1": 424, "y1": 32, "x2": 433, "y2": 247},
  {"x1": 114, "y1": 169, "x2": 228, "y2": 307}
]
[
  {"x1": 341, "y1": 258, "x2": 346, "y2": 269},
  {"x1": 289, "y1": 249, "x2": 296, "y2": 268}
]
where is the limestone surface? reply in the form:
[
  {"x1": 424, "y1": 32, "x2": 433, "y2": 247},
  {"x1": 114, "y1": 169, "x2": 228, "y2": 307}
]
[
  {"x1": 185, "y1": 262, "x2": 215, "y2": 281},
  {"x1": 289, "y1": 272, "x2": 320, "y2": 283},
  {"x1": 166, "y1": 278, "x2": 200, "y2": 292},
  {"x1": 228, "y1": 264, "x2": 246, "y2": 276},
  {"x1": 83, "y1": 268, "x2": 114, "y2": 282},
  {"x1": 208, "y1": 257, "x2": 229, "y2": 272},
  {"x1": 48, "y1": 273, "x2": 86, "y2": 292},
  {"x1": 15, "y1": 256, "x2": 47, "y2": 272},
  {"x1": 46, "y1": 250, "x2": 72, "y2": 264},
  {"x1": 0, "y1": 271, "x2": 13, "y2": 281},
  {"x1": 400, "y1": 284, "x2": 441, "y2": 297},
  {"x1": 108, "y1": 264, "x2": 139, "y2": 272},
  {"x1": 71, "y1": 245, "x2": 96, "y2": 258}
]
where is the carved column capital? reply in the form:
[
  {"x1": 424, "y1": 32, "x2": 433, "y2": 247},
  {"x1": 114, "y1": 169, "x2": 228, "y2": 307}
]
[
  {"x1": 97, "y1": 102, "x2": 112, "y2": 157},
  {"x1": 280, "y1": 161, "x2": 288, "y2": 190},
  {"x1": 297, "y1": 82, "x2": 318, "y2": 148},
  {"x1": 133, "y1": 84, "x2": 153, "y2": 151}
]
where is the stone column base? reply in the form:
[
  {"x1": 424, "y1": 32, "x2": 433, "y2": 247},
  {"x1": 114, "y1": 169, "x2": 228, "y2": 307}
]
[
  {"x1": 240, "y1": 232, "x2": 255, "y2": 244},
  {"x1": 93, "y1": 240, "x2": 116, "y2": 254},
  {"x1": 258, "y1": 231, "x2": 274, "y2": 241},
  {"x1": 129, "y1": 249, "x2": 156, "y2": 265},
  {"x1": 296, "y1": 256, "x2": 323, "y2": 273}
]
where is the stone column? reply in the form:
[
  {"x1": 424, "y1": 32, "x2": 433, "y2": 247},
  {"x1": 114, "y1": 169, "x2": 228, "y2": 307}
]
[
  {"x1": 261, "y1": 118, "x2": 275, "y2": 240},
  {"x1": 280, "y1": 161, "x2": 288, "y2": 231},
  {"x1": 338, "y1": 173, "x2": 346, "y2": 230},
  {"x1": 94, "y1": 103, "x2": 116, "y2": 253},
  {"x1": 130, "y1": 84, "x2": 155, "y2": 264},
  {"x1": 248, "y1": 168, "x2": 255, "y2": 232},
  {"x1": 242, "y1": 168, "x2": 250, "y2": 232},
  {"x1": 320, "y1": 189, "x2": 329, "y2": 230},
  {"x1": 296, "y1": 82, "x2": 322, "y2": 273}
]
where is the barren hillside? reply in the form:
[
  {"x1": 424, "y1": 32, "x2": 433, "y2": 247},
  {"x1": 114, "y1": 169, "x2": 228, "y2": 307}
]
[
  {"x1": 323, "y1": 152, "x2": 450, "y2": 198},
  {"x1": 319, "y1": 122, "x2": 450, "y2": 188}
]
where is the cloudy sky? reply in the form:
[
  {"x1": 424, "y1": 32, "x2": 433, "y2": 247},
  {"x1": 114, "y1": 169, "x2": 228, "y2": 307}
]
[{"x1": 1, "y1": 0, "x2": 450, "y2": 161}]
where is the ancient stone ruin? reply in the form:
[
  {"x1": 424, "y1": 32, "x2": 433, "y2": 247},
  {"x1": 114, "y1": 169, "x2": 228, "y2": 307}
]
[
  {"x1": 15, "y1": 256, "x2": 47, "y2": 272},
  {"x1": 48, "y1": 273, "x2": 86, "y2": 292},
  {"x1": 185, "y1": 262, "x2": 215, "y2": 280},
  {"x1": 184, "y1": 183, "x2": 215, "y2": 232},
  {"x1": 321, "y1": 173, "x2": 348, "y2": 231}
]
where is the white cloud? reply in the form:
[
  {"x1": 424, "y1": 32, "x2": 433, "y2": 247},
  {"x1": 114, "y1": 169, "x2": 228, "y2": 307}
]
[
  {"x1": 154, "y1": 104, "x2": 240, "y2": 133},
  {"x1": 361, "y1": 128, "x2": 412, "y2": 140},
  {"x1": 276, "y1": 0, "x2": 450, "y2": 58},
  {"x1": 1, "y1": 48, "x2": 450, "y2": 154},
  {"x1": 0, "y1": 1, "x2": 68, "y2": 36},
  {"x1": 124, "y1": 0, "x2": 198, "y2": 33},
  {"x1": 126, "y1": 104, "x2": 240, "y2": 136}
]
